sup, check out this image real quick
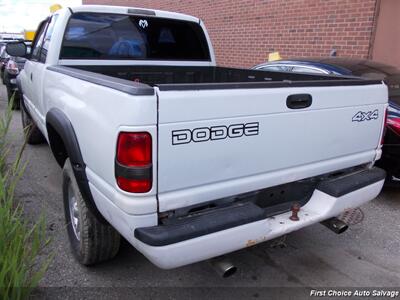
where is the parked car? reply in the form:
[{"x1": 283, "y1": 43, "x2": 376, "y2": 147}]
[
  {"x1": 3, "y1": 56, "x2": 25, "y2": 109},
  {"x1": 3, "y1": 43, "x2": 31, "y2": 109},
  {"x1": 0, "y1": 39, "x2": 22, "y2": 80},
  {"x1": 254, "y1": 58, "x2": 400, "y2": 182},
  {"x1": 7, "y1": 6, "x2": 387, "y2": 273},
  {"x1": 0, "y1": 45, "x2": 10, "y2": 82}
]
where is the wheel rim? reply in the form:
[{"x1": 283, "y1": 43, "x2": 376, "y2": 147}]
[{"x1": 68, "y1": 181, "x2": 80, "y2": 241}]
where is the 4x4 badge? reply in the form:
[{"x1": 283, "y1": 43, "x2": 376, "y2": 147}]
[{"x1": 352, "y1": 110, "x2": 379, "y2": 122}]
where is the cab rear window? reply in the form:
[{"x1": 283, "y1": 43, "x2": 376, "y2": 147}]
[{"x1": 60, "y1": 12, "x2": 211, "y2": 61}]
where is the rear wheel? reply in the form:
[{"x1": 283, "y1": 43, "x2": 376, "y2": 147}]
[
  {"x1": 20, "y1": 98, "x2": 45, "y2": 144},
  {"x1": 62, "y1": 158, "x2": 120, "y2": 265}
]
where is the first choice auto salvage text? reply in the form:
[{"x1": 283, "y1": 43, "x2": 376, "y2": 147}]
[{"x1": 310, "y1": 289, "x2": 399, "y2": 298}]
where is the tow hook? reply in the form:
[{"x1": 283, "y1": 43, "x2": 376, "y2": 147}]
[{"x1": 289, "y1": 203, "x2": 301, "y2": 221}]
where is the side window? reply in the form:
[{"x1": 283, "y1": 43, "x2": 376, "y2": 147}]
[
  {"x1": 280, "y1": 66, "x2": 294, "y2": 72},
  {"x1": 41, "y1": 15, "x2": 59, "y2": 63},
  {"x1": 292, "y1": 66, "x2": 326, "y2": 74},
  {"x1": 31, "y1": 21, "x2": 48, "y2": 62},
  {"x1": 259, "y1": 66, "x2": 282, "y2": 72},
  {"x1": 259, "y1": 65, "x2": 293, "y2": 72}
]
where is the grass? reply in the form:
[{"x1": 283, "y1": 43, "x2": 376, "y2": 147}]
[{"x1": 0, "y1": 95, "x2": 51, "y2": 300}]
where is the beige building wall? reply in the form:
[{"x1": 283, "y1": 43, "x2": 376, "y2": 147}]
[{"x1": 372, "y1": 0, "x2": 400, "y2": 68}]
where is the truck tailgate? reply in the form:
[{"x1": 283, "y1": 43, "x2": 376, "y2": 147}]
[{"x1": 156, "y1": 83, "x2": 387, "y2": 212}]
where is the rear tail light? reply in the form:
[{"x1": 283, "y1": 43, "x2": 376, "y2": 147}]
[
  {"x1": 6, "y1": 60, "x2": 19, "y2": 75},
  {"x1": 387, "y1": 115, "x2": 400, "y2": 136},
  {"x1": 117, "y1": 177, "x2": 152, "y2": 193},
  {"x1": 117, "y1": 132, "x2": 152, "y2": 166},
  {"x1": 115, "y1": 132, "x2": 152, "y2": 193},
  {"x1": 381, "y1": 108, "x2": 388, "y2": 146}
]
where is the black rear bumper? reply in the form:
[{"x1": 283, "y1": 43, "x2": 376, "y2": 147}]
[
  {"x1": 135, "y1": 202, "x2": 265, "y2": 247},
  {"x1": 317, "y1": 167, "x2": 386, "y2": 197},
  {"x1": 135, "y1": 167, "x2": 385, "y2": 247}
]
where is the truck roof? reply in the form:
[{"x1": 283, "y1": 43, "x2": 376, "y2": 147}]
[{"x1": 67, "y1": 5, "x2": 200, "y2": 23}]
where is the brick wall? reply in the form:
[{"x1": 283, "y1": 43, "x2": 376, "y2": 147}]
[{"x1": 83, "y1": 0, "x2": 378, "y2": 68}]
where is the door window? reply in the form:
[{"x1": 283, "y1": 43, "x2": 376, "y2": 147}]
[
  {"x1": 31, "y1": 20, "x2": 48, "y2": 62},
  {"x1": 291, "y1": 66, "x2": 327, "y2": 74},
  {"x1": 41, "y1": 15, "x2": 59, "y2": 63}
]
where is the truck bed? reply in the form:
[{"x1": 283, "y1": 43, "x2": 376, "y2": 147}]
[{"x1": 50, "y1": 65, "x2": 382, "y2": 92}]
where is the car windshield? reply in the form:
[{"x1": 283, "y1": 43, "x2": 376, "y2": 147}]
[{"x1": 60, "y1": 12, "x2": 211, "y2": 61}]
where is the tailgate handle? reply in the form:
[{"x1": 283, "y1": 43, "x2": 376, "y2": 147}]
[{"x1": 286, "y1": 94, "x2": 312, "y2": 109}]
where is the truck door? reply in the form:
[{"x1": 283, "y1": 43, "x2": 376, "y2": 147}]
[
  {"x1": 22, "y1": 20, "x2": 47, "y2": 129},
  {"x1": 23, "y1": 15, "x2": 57, "y2": 133},
  {"x1": 22, "y1": 19, "x2": 48, "y2": 132}
]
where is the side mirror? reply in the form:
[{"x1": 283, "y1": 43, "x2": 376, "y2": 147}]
[{"x1": 6, "y1": 42, "x2": 27, "y2": 57}]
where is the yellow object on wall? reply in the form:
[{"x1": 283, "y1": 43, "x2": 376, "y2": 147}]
[
  {"x1": 24, "y1": 30, "x2": 35, "y2": 41},
  {"x1": 50, "y1": 4, "x2": 62, "y2": 13},
  {"x1": 268, "y1": 52, "x2": 282, "y2": 61}
]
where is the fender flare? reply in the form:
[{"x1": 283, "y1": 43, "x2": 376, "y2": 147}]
[{"x1": 46, "y1": 108, "x2": 106, "y2": 223}]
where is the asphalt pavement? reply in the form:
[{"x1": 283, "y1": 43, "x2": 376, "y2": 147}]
[{"x1": 1, "y1": 84, "x2": 399, "y2": 299}]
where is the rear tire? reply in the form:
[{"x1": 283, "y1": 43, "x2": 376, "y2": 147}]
[
  {"x1": 20, "y1": 97, "x2": 45, "y2": 144},
  {"x1": 62, "y1": 158, "x2": 120, "y2": 265}
]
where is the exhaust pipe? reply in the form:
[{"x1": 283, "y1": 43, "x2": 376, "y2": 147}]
[
  {"x1": 210, "y1": 256, "x2": 237, "y2": 278},
  {"x1": 321, "y1": 217, "x2": 348, "y2": 234}
]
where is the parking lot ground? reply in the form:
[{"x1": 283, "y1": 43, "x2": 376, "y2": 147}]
[{"x1": 1, "y1": 84, "x2": 399, "y2": 298}]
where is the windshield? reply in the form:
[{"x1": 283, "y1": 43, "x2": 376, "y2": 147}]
[{"x1": 60, "y1": 12, "x2": 211, "y2": 61}]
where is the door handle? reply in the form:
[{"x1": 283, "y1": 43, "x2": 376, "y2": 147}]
[
  {"x1": 30, "y1": 73, "x2": 33, "y2": 81},
  {"x1": 286, "y1": 94, "x2": 312, "y2": 109}
]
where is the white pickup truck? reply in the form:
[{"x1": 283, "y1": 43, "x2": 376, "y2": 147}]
[{"x1": 7, "y1": 5, "x2": 388, "y2": 271}]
